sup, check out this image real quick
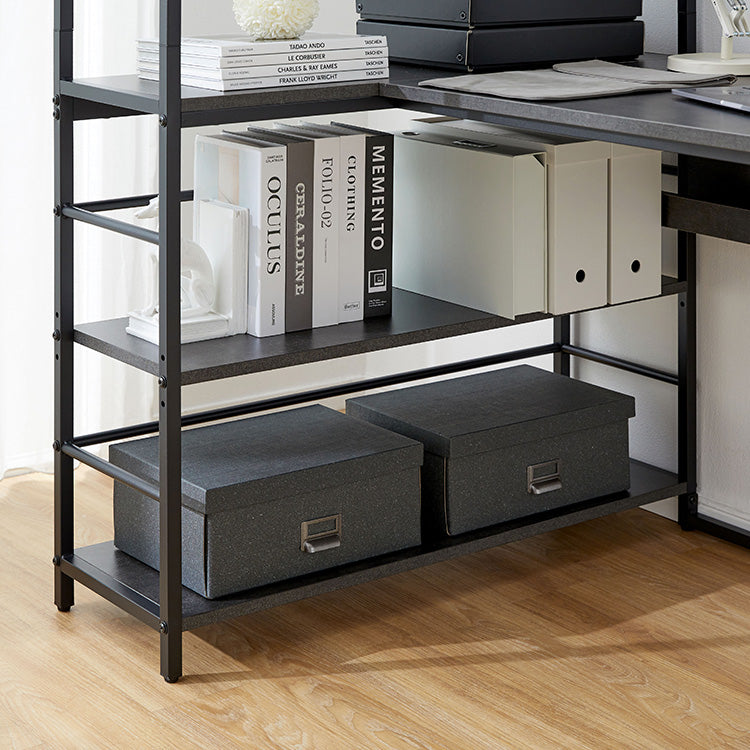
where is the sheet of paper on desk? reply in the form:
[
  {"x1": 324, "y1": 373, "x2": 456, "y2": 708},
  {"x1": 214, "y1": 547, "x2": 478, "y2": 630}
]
[{"x1": 419, "y1": 61, "x2": 736, "y2": 101}]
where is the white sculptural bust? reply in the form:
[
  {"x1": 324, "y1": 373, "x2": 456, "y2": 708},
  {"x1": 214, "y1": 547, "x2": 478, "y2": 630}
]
[
  {"x1": 135, "y1": 197, "x2": 216, "y2": 320},
  {"x1": 126, "y1": 197, "x2": 231, "y2": 345}
]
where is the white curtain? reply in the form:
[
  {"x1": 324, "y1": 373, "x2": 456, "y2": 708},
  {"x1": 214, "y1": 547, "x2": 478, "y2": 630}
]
[{"x1": 0, "y1": 2, "x2": 158, "y2": 477}]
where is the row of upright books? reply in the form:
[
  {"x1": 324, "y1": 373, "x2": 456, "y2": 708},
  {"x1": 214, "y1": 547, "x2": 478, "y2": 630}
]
[
  {"x1": 192, "y1": 122, "x2": 393, "y2": 338},
  {"x1": 136, "y1": 33, "x2": 389, "y2": 92}
]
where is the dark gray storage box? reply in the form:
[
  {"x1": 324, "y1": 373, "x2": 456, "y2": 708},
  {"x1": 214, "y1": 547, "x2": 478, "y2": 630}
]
[
  {"x1": 347, "y1": 366, "x2": 635, "y2": 537},
  {"x1": 356, "y1": 0, "x2": 643, "y2": 28},
  {"x1": 357, "y1": 19, "x2": 644, "y2": 71},
  {"x1": 110, "y1": 405, "x2": 423, "y2": 599}
]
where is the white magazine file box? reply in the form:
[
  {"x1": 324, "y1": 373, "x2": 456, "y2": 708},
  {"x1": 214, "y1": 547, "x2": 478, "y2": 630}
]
[
  {"x1": 412, "y1": 118, "x2": 611, "y2": 315},
  {"x1": 393, "y1": 131, "x2": 546, "y2": 320},
  {"x1": 609, "y1": 143, "x2": 663, "y2": 305}
]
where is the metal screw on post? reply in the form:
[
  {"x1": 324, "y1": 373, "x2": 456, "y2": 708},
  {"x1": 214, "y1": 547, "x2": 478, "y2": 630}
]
[
  {"x1": 52, "y1": 441, "x2": 62, "y2": 453},
  {"x1": 52, "y1": 556, "x2": 61, "y2": 567},
  {"x1": 53, "y1": 108, "x2": 61, "y2": 120},
  {"x1": 52, "y1": 329, "x2": 61, "y2": 341},
  {"x1": 159, "y1": 114, "x2": 168, "y2": 128},
  {"x1": 158, "y1": 376, "x2": 168, "y2": 389},
  {"x1": 159, "y1": 621, "x2": 169, "y2": 634},
  {"x1": 53, "y1": 205, "x2": 62, "y2": 217},
  {"x1": 459, "y1": 11, "x2": 467, "y2": 20},
  {"x1": 52, "y1": 95, "x2": 60, "y2": 106}
]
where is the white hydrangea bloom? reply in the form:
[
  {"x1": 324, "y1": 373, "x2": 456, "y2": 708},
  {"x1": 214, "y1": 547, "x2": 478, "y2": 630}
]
[{"x1": 233, "y1": 0, "x2": 320, "y2": 40}]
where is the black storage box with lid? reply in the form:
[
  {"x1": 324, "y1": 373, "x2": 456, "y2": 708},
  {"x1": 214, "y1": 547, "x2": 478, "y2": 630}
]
[
  {"x1": 356, "y1": 19, "x2": 644, "y2": 71},
  {"x1": 110, "y1": 405, "x2": 423, "y2": 599},
  {"x1": 346, "y1": 366, "x2": 635, "y2": 537},
  {"x1": 356, "y1": 0, "x2": 643, "y2": 27}
]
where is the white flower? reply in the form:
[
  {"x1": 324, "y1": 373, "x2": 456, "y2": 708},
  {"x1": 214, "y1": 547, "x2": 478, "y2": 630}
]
[{"x1": 233, "y1": 0, "x2": 320, "y2": 40}]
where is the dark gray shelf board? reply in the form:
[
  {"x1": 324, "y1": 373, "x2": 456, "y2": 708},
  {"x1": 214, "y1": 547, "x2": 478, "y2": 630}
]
[
  {"x1": 74, "y1": 281, "x2": 684, "y2": 385},
  {"x1": 68, "y1": 460, "x2": 684, "y2": 631},
  {"x1": 62, "y1": 74, "x2": 388, "y2": 127},
  {"x1": 62, "y1": 56, "x2": 750, "y2": 164},
  {"x1": 60, "y1": 78, "x2": 161, "y2": 117},
  {"x1": 59, "y1": 550, "x2": 160, "y2": 630},
  {"x1": 382, "y1": 56, "x2": 750, "y2": 166}
]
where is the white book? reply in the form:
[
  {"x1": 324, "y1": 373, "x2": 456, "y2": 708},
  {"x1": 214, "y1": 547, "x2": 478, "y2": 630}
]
[
  {"x1": 138, "y1": 68, "x2": 389, "y2": 92},
  {"x1": 126, "y1": 311, "x2": 230, "y2": 346},
  {"x1": 137, "y1": 33, "x2": 387, "y2": 59},
  {"x1": 195, "y1": 200, "x2": 250, "y2": 336},
  {"x1": 305, "y1": 123, "x2": 366, "y2": 323},
  {"x1": 194, "y1": 134, "x2": 286, "y2": 338},
  {"x1": 274, "y1": 124, "x2": 341, "y2": 328},
  {"x1": 137, "y1": 57, "x2": 388, "y2": 81},
  {"x1": 137, "y1": 46, "x2": 389, "y2": 69}
]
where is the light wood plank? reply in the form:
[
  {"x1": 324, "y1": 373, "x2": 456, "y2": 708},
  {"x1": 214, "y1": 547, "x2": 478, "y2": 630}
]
[{"x1": 2, "y1": 468, "x2": 750, "y2": 748}]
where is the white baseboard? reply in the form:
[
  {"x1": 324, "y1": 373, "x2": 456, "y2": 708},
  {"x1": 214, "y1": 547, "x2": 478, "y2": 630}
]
[{"x1": 696, "y1": 497, "x2": 750, "y2": 532}]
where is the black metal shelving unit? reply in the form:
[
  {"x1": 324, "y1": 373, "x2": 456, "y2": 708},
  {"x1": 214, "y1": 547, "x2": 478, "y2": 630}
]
[{"x1": 54, "y1": 0, "x2": 749, "y2": 683}]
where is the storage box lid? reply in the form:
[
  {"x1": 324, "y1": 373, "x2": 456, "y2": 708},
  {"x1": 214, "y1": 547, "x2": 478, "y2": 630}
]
[
  {"x1": 346, "y1": 365, "x2": 635, "y2": 459},
  {"x1": 356, "y1": 0, "x2": 643, "y2": 27},
  {"x1": 109, "y1": 405, "x2": 423, "y2": 515}
]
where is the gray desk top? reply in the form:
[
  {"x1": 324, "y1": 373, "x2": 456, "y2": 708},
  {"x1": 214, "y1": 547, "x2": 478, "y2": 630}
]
[
  {"x1": 66, "y1": 55, "x2": 750, "y2": 161},
  {"x1": 382, "y1": 56, "x2": 750, "y2": 164}
]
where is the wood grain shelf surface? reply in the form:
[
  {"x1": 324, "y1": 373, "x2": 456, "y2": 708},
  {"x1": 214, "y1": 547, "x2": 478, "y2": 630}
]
[
  {"x1": 74, "y1": 280, "x2": 685, "y2": 385},
  {"x1": 64, "y1": 460, "x2": 684, "y2": 631}
]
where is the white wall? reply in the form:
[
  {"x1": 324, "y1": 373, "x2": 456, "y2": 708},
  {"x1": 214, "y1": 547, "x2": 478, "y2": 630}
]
[{"x1": 615, "y1": 2, "x2": 750, "y2": 528}]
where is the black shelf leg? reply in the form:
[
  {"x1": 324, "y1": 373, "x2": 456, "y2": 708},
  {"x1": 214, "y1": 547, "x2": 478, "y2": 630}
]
[
  {"x1": 158, "y1": 0, "x2": 183, "y2": 683},
  {"x1": 554, "y1": 315, "x2": 571, "y2": 376},
  {"x1": 677, "y1": 239, "x2": 698, "y2": 529},
  {"x1": 678, "y1": 0, "x2": 697, "y2": 55},
  {"x1": 54, "y1": 0, "x2": 75, "y2": 613},
  {"x1": 677, "y1": 154, "x2": 698, "y2": 529}
]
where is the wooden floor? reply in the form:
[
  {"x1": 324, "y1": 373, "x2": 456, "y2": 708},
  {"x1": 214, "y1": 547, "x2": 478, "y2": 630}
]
[{"x1": 1, "y1": 470, "x2": 750, "y2": 750}]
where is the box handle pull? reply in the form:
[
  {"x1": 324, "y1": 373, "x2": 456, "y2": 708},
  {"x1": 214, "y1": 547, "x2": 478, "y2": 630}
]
[
  {"x1": 301, "y1": 514, "x2": 342, "y2": 554},
  {"x1": 527, "y1": 460, "x2": 562, "y2": 495}
]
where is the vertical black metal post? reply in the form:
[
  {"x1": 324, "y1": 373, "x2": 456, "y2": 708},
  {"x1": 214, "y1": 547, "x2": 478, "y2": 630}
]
[
  {"x1": 158, "y1": 0, "x2": 183, "y2": 683},
  {"x1": 677, "y1": 161, "x2": 698, "y2": 529},
  {"x1": 678, "y1": 0, "x2": 698, "y2": 55},
  {"x1": 676, "y1": 4, "x2": 698, "y2": 529},
  {"x1": 554, "y1": 316, "x2": 571, "y2": 376},
  {"x1": 53, "y1": 0, "x2": 75, "y2": 612}
]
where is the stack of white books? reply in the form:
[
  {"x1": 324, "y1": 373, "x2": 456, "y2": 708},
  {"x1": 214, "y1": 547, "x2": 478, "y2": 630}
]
[
  {"x1": 192, "y1": 119, "x2": 395, "y2": 338},
  {"x1": 136, "y1": 33, "x2": 389, "y2": 92}
]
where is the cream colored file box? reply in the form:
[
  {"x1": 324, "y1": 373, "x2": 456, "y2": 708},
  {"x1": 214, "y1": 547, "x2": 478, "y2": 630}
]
[
  {"x1": 393, "y1": 131, "x2": 546, "y2": 320},
  {"x1": 412, "y1": 118, "x2": 611, "y2": 315},
  {"x1": 608, "y1": 143, "x2": 663, "y2": 305}
]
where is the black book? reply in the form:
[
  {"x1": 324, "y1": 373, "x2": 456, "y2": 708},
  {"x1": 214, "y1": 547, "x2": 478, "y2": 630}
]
[
  {"x1": 229, "y1": 127, "x2": 315, "y2": 333},
  {"x1": 330, "y1": 122, "x2": 393, "y2": 318}
]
